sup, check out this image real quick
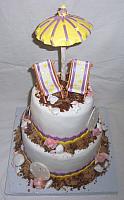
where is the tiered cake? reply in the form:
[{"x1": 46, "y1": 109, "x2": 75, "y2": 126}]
[{"x1": 13, "y1": 6, "x2": 110, "y2": 191}]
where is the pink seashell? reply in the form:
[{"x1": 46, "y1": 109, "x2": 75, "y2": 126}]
[
  {"x1": 95, "y1": 152, "x2": 109, "y2": 163},
  {"x1": 92, "y1": 128, "x2": 101, "y2": 136},
  {"x1": 33, "y1": 178, "x2": 46, "y2": 189},
  {"x1": 44, "y1": 138, "x2": 59, "y2": 149}
]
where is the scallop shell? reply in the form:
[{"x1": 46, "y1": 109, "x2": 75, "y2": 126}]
[
  {"x1": 30, "y1": 162, "x2": 50, "y2": 180},
  {"x1": 13, "y1": 153, "x2": 25, "y2": 167},
  {"x1": 94, "y1": 164, "x2": 103, "y2": 173},
  {"x1": 55, "y1": 144, "x2": 64, "y2": 153}
]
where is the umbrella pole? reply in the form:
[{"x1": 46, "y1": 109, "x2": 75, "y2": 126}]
[{"x1": 60, "y1": 47, "x2": 66, "y2": 81}]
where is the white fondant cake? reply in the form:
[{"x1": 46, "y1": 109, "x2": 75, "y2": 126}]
[
  {"x1": 22, "y1": 129, "x2": 102, "y2": 173},
  {"x1": 30, "y1": 87, "x2": 94, "y2": 138},
  {"x1": 21, "y1": 86, "x2": 102, "y2": 174},
  {"x1": 13, "y1": 6, "x2": 110, "y2": 191}
]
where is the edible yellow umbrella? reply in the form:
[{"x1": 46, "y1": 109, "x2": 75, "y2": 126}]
[{"x1": 35, "y1": 5, "x2": 93, "y2": 80}]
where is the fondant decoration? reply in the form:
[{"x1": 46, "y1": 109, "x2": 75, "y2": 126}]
[
  {"x1": 71, "y1": 101, "x2": 78, "y2": 105},
  {"x1": 15, "y1": 166, "x2": 21, "y2": 174},
  {"x1": 47, "y1": 95, "x2": 58, "y2": 104},
  {"x1": 92, "y1": 128, "x2": 101, "y2": 137},
  {"x1": 55, "y1": 144, "x2": 64, "y2": 153},
  {"x1": 66, "y1": 60, "x2": 91, "y2": 95},
  {"x1": 74, "y1": 149, "x2": 81, "y2": 154},
  {"x1": 87, "y1": 107, "x2": 99, "y2": 130},
  {"x1": 44, "y1": 138, "x2": 58, "y2": 149},
  {"x1": 13, "y1": 153, "x2": 25, "y2": 167},
  {"x1": 51, "y1": 107, "x2": 60, "y2": 115},
  {"x1": 71, "y1": 102, "x2": 80, "y2": 113},
  {"x1": 34, "y1": 5, "x2": 93, "y2": 80},
  {"x1": 97, "y1": 122, "x2": 102, "y2": 132},
  {"x1": 21, "y1": 121, "x2": 28, "y2": 130},
  {"x1": 94, "y1": 164, "x2": 103, "y2": 173},
  {"x1": 95, "y1": 152, "x2": 109, "y2": 164},
  {"x1": 35, "y1": 5, "x2": 93, "y2": 47},
  {"x1": 30, "y1": 162, "x2": 50, "y2": 180},
  {"x1": 32, "y1": 60, "x2": 63, "y2": 102},
  {"x1": 104, "y1": 160, "x2": 109, "y2": 168},
  {"x1": 33, "y1": 178, "x2": 46, "y2": 189},
  {"x1": 44, "y1": 179, "x2": 53, "y2": 189}
]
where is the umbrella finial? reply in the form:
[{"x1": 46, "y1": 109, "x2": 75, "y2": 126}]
[
  {"x1": 59, "y1": 4, "x2": 66, "y2": 9},
  {"x1": 58, "y1": 4, "x2": 68, "y2": 16}
]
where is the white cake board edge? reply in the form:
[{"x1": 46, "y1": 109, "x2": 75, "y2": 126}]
[{"x1": 4, "y1": 107, "x2": 118, "y2": 196}]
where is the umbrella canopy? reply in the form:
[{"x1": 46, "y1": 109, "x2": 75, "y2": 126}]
[
  {"x1": 34, "y1": 5, "x2": 93, "y2": 80},
  {"x1": 35, "y1": 5, "x2": 93, "y2": 47}
]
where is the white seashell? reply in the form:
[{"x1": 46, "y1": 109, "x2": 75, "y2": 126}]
[
  {"x1": 94, "y1": 164, "x2": 103, "y2": 173},
  {"x1": 55, "y1": 144, "x2": 64, "y2": 153},
  {"x1": 97, "y1": 123, "x2": 102, "y2": 132},
  {"x1": 47, "y1": 95, "x2": 58, "y2": 104},
  {"x1": 21, "y1": 121, "x2": 27, "y2": 129},
  {"x1": 74, "y1": 149, "x2": 81, "y2": 154},
  {"x1": 104, "y1": 160, "x2": 109, "y2": 168},
  {"x1": 51, "y1": 107, "x2": 60, "y2": 115},
  {"x1": 15, "y1": 166, "x2": 21, "y2": 174},
  {"x1": 30, "y1": 162, "x2": 50, "y2": 180},
  {"x1": 44, "y1": 179, "x2": 53, "y2": 189},
  {"x1": 72, "y1": 103, "x2": 80, "y2": 113},
  {"x1": 71, "y1": 101, "x2": 78, "y2": 105},
  {"x1": 13, "y1": 153, "x2": 25, "y2": 167}
]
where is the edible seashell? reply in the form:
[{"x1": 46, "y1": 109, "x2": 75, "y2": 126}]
[
  {"x1": 44, "y1": 179, "x2": 53, "y2": 189},
  {"x1": 51, "y1": 107, "x2": 60, "y2": 115},
  {"x1": 33, "y1": 178, "x2": 46, "y2": 189},
  {"x1": 21, "y1": 121, "x2": 27, "y2": 129},
  {"x1": 55, "y1": 144, "x2": 64, "y2": 153},
  {"x1": 74, "y1": 149, "x2": 81, "y2": 154},
  {"x1": 13, "y1": 153, "x2": 25, "y2": 167},
  {"x1": 47, "y1": 95, "x2": 58, "y2": 104},
  {"x1": 97, "y1": 122, "x2": 102, "y2": 132},
  {"x1": 30, "y1": 162, "x2": 50, "y2": 180},
  {"x1": 94, "y1": 164, "x2": 103, "y2": 173},
  {"x1": 15, "y1": 166, "x2": 21, "y2": 174},
  {"x1": 71, "y1": 101, "x2": 78, "y2": 105},
  {"x1": 104, "y1": 160, "x2": 109, "y2": 168},
  {"x1": 72, "y1": 103, "x2": 80, "y2": 113}
]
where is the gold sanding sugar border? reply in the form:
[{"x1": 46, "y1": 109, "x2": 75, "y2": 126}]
[
  {"x1": 50, "y1": 160, "x2": 95, "y2": 179},
  {"x1": 32, "y1": 122, "x2": 91, "y2": 145}
]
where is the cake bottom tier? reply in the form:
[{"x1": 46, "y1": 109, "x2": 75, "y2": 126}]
[{"x1": 22, "y1": 124, "x2": 102, "y2": 174}]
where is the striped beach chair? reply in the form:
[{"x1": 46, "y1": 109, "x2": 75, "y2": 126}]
[
  {"x1": 32, "y1": 59, "x2": 63, "y2": 103},
  {"x1": 66, "y1": 59, "x2": 93, "y2": 96}
]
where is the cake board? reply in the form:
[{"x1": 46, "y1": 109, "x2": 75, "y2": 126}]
[{"x1": 4, "y1": 107, "x2": 118, "y2": 196}]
